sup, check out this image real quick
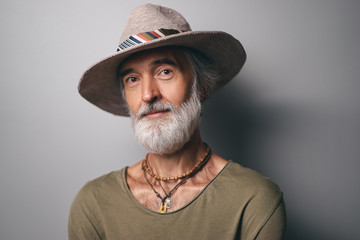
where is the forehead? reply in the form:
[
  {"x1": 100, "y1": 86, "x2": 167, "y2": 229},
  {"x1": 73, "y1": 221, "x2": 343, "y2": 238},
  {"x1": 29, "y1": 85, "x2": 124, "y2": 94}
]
[{"x1": 119, "y1": 47, "x2": 190, "y2": 72}]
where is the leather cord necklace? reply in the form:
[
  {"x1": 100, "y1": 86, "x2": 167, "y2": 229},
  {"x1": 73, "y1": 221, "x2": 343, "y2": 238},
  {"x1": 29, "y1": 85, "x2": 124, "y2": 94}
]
[{"x1": 141, "y1": 145, "x2": 212, "y2": 213}]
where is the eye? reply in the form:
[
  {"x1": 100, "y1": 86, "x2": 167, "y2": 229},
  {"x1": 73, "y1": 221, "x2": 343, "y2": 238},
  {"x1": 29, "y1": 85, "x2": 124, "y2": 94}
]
[
  {"x1": 125, "y1": 76, "x2": 138, "y2": 84},
  {"x1": 160, "y1": 69, "x2": 171, "y2": 75},
  {"x1": 157, "y1": 68, "x2": 174, "y2": 80}
]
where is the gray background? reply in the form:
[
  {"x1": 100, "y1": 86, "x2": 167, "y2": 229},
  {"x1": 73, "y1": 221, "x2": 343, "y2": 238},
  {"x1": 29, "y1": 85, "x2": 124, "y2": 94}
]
[{"x1": 1, "y1": 0, "x2": 359, "y2": 239}]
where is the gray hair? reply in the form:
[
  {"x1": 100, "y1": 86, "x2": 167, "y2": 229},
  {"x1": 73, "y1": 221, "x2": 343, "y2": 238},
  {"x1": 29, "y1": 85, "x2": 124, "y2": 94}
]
[{"x1": 182, "y1": 48, "x2": 219, "y2": 98}]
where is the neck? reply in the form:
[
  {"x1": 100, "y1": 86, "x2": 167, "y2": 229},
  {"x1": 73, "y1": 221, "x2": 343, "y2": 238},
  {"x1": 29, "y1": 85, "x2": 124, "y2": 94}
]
[{"x1": 146, "y1": 129, "x2": 206, "y2": 178}]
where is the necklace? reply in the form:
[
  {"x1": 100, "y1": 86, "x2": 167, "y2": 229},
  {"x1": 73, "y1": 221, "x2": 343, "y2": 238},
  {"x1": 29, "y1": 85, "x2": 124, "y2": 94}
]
[
  {"x1": 141, "y1": 145, "x2": 212, "y2": 213},
  {"x1": 143, "y1": 144, "x2": 210, "y2": 181}
]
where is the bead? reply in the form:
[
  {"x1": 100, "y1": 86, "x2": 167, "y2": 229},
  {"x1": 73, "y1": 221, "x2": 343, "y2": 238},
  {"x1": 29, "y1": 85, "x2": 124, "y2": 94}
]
[{"x1": 143, "y1": 144, "x2": 210, "y2": 181}]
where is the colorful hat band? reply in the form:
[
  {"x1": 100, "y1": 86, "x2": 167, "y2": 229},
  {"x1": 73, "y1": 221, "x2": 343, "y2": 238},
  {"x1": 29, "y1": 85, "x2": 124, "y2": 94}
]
[{"x1": 117, "y1": 28, "x2": 184, "y2": 51}]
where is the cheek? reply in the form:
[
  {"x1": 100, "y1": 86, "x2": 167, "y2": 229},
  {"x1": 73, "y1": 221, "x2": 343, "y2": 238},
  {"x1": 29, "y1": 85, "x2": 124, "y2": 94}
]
[
  {"x1": 161, "y1": 82, "x2": 190, "y2": 105},
  {"x1": 124, "y1": 91, "x2": 141, "y2": 115}
]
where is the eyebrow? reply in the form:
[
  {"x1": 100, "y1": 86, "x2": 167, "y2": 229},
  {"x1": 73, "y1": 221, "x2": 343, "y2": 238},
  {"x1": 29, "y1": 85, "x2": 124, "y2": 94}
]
[
  {"x1": 119, "y1": 58, "x2": 177, "y2": 78},
  {"x1": 119, "y1": 68, "x2": 134, "y2": 78},
  {"x1": 151, "y1": 58, "x2": 177, "y2": 67}
]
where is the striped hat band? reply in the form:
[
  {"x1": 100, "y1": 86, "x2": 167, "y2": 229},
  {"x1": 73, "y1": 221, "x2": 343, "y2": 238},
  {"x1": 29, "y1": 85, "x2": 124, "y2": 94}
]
[{"x1": 117, "y1": 28, "x2": 184, "y2": 52}]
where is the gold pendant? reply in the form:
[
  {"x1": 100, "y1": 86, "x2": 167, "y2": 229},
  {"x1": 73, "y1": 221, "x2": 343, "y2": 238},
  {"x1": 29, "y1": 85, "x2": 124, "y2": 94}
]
[{"x1": 157, "y1": 201, "x2": 167, "y2": 213}]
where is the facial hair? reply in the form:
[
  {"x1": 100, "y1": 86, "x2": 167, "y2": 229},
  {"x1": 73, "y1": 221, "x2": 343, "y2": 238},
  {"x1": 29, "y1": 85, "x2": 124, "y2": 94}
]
[{"x1": 130, "y1": 87, "x2": 201, "y2": 155}]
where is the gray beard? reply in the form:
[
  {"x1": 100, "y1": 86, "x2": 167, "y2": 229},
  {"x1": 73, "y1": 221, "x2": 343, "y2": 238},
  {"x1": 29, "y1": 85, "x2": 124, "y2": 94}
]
[{"x1": 130, "y1": 88, "x2": 201, "y2": 155}]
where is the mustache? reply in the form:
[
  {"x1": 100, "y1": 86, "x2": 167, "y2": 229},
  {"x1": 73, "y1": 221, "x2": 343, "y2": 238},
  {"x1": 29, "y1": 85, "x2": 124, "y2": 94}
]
[{"x1": 136, "y1": 101, "x2": 177, "y2": 118}]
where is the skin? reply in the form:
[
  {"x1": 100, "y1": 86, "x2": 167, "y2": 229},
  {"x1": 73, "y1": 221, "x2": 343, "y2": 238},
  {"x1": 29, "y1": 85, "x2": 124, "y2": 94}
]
[{"x1": 120, "y1": 47, "x2": 228, "y2": 212}]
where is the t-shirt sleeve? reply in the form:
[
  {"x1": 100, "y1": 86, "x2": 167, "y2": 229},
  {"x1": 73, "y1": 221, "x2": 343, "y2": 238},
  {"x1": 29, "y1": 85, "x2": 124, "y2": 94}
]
[
  {"x1": 255, "y1": 199, "x2": 286, "y2": 240},
  {"x1": 239, "y1": 172, "x2": 286, "y2": 240},
  {"x1": 68, "y1": 181, "x2": 102, "y2": 240}
]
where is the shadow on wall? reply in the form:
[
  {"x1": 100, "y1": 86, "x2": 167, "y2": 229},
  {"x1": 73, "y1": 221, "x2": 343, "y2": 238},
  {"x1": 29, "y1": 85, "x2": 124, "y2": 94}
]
[
  {"x1": 200, "y1": 76, "x2": 279, "y2": 170},
  {"x1": 199, "y1": 76, "x2": 326, "y2": 240}
]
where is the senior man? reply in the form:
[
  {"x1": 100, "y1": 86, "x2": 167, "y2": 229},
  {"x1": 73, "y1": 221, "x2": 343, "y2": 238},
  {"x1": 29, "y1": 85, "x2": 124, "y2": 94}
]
[{"x1": 68, "y1": 3, "x2": 286, "y2": 240}]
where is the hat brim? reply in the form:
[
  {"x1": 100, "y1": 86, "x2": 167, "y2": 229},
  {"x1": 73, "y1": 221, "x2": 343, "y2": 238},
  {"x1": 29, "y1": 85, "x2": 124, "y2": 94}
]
[{"x1": 78, "y1": 31, "x2": 246, "y2": 116}]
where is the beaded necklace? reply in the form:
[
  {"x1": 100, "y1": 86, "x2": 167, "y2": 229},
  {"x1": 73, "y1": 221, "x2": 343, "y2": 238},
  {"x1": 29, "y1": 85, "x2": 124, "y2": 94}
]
[{"x1": 143, "y1": 144, "x2": 210, "y2": 181}]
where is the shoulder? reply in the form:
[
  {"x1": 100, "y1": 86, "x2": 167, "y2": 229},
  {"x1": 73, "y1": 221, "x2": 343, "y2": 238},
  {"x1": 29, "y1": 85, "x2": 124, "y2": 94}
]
[
  {"x1": 221, "y1": 162, "x2": 286, "y2": 239},
  {"x1": 220, "y1": 161, "x2": 283, "y2": 208},
  {"x1": 68, "y1": 169, "x2": 126, "y2": 239},
  {"x1": 71, "y1": 168, "x2": 126, "y2": 208}
]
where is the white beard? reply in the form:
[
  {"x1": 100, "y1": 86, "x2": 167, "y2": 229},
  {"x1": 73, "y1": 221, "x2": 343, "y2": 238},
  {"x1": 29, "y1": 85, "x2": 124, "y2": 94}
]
[{"x1": 130, "y1": 87, "x2": 201, "y2": 155}]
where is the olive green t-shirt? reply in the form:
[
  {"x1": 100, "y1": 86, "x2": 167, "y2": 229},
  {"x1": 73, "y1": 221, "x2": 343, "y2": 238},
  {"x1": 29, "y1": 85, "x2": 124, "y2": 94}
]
[{"x1": 68, "y1": 161, "x2": 286, "y2": 240}]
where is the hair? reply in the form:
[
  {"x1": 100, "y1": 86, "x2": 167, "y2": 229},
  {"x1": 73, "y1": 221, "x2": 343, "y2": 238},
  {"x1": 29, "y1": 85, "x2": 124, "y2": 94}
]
[
  {"x1": 181, "y1": 47, "x2": 219, "y2": 98},
  {"x1": 117, "y1": 47, "x2": 221, "y2": 113}
]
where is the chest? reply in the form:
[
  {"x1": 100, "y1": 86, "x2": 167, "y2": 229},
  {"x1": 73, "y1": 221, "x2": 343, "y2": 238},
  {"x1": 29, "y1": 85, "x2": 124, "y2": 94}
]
[
  {"x1": 97, "y1": 185, "x2": 245, "y2": 240},
  {"x1": 130, "y1": 181, "x2": 206, "y2": 213}
]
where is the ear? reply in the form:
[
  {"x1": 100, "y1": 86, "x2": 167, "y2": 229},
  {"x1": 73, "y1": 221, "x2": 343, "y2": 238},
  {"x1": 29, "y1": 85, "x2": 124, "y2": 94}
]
[{"x1": 200, "y1": 89, "x2": 208, "y2": 101}]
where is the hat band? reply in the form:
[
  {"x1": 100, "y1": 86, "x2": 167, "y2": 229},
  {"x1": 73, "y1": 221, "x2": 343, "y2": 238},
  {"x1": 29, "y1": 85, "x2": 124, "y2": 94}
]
[{"x1": 116, "y1": 28, "x2": 184, "y2": 52}]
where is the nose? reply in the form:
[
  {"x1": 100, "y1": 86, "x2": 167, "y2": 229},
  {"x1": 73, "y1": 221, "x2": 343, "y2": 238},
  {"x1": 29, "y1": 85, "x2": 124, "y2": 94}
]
[{"x1": 141, "y1": 75, "x2": 161, "y2": 103}]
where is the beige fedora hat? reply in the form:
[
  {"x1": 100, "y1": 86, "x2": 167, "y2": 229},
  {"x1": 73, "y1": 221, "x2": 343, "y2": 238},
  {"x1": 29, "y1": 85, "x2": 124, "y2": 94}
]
[{"x1": 78, "y1": 3, "x2": 246, "y2": 116}]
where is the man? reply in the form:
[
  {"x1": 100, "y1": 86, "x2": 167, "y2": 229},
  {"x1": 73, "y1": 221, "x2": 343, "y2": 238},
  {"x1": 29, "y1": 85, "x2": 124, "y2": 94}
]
[{"x1": 69, "y1": 3, "x2": 286, "y2": 240}]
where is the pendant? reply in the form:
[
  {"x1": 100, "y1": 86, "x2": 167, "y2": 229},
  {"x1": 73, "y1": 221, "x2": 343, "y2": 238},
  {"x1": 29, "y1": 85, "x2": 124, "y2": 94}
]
[
  {"x1": 166, "y1": 197, "x2": 172, "y2": 209},
  {"x1": 157, "y1": 201, "x2": 167, "y2": 213}
]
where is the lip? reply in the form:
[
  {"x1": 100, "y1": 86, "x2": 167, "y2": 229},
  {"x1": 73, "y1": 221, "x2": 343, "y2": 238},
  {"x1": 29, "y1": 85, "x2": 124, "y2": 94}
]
[{"x1": 144, "y1": 110, "x2": 170, "y2": 118}]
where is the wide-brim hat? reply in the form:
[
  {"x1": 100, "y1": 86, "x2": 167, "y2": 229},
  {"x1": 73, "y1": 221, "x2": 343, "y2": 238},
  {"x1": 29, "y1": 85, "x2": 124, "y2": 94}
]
[{"x1": 78, "y1": 3, "x2": 246, "y2": 116}]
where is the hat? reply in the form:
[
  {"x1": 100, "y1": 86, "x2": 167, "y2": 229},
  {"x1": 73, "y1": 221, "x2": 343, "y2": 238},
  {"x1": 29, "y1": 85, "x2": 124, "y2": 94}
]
[{"x1": 78, "y1": 3, "x2": 246, "y2": 116}]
